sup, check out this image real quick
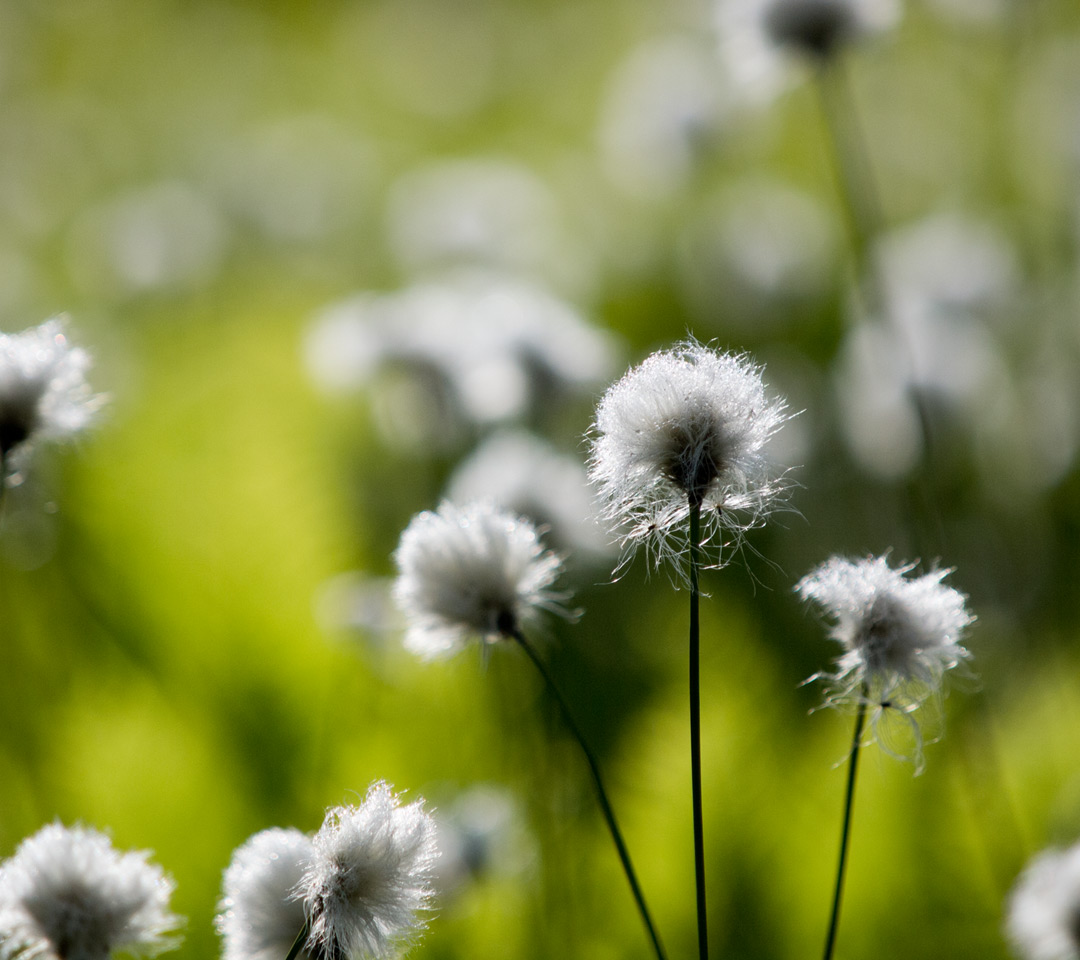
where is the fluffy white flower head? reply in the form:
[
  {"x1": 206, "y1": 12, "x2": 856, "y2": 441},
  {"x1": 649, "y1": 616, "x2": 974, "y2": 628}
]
[
  {"x1": 1007, "y1": 842, "x2": 1080, "y2": 960},
  {"x1": 715, "y1": 0, "x2": 899, "y2": 103},
  {"x1": 588, "y1": 340, "x2": 789, "y2": 576},
  {"x1": 217, "y1": 828, "x2": 315, "y2": 960},
  {"x1": 392, "y1": 501, "x2": 567, "y2": 659},
  {"x1": 296, "y1": 782, "x2": 438, "y2": 960},
  {"x1": 0, "y1": 319, "x2": 102, "y2": 479},
  {"x1": 797, "y1": 555, "x2": 973, "y2": 766},
  {"x1": 0, "y1": 822, "x2": 180, "y2": 960}
]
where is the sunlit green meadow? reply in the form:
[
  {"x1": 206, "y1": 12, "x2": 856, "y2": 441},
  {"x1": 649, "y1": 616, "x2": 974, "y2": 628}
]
[{"x1": 3, "y1": 1, "x2": 1080, "y2": 959}]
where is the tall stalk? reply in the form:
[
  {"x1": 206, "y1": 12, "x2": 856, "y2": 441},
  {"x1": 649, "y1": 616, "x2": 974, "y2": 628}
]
[
  {"x1": 815, "y1": 56, "x2": 944, "y2": 556},
  {"x1": 688, "y1": 493, "x2": 708, "y2": 960},
  {"x1": 510, "y1": 628, "x2": 668, "y2": 960},
  {"x1": 821, "y1": 694, "x2": 868, "y2": 960},
  {"x1": 284, "y1": 919, "x2": 310, "y2": 960}
]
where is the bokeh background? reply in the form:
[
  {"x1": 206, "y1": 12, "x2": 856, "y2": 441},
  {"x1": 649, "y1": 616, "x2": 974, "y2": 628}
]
[{"x1": 2, "y1": 0, "x2": 1080, "y2": 958}]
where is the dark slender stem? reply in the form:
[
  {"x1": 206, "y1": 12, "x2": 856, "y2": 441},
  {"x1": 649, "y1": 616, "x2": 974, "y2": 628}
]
[
  {"x1": 822, "y1": 695, "x2": 868, "y2": 960},
  {"x1": 816, "y1": 56, "x2": 946, "y2": 557},
  {"x1": 284, "y1": 919, "x2": 310, "y2": 960},
  {"x1": 688, "y1": 494, "x2": 708, "y2": 960},
  {"x1": 509, "y1": 628, "x2": 668, "y2": 960}
]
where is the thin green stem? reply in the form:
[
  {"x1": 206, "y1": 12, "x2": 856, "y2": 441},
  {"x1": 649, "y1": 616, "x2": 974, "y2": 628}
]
[
  {"x1": 688, "y1": 494, "x2": 708, "y2": 960},
  {"x1": 284, "y1": 919, "x2": 310, "y2": 960},
  {"x1": 510, "y1": 628, "x2": 668, "y2": 960},
  {"x1": 822, "y1": 695, "x2": 868, "y2": 960}
]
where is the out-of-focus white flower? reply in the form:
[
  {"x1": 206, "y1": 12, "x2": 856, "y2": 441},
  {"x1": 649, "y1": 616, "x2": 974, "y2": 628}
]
[
  {"x1": 217, "y1": 828, "x2": 314, "y2": 960},
  {"x1": 296, "y1": 782, "x2": 438, "y2": 960},
  {"x1": 385, "y1": 159, "x2": 569, "y2": 283},
  {"x1": 304, "y1": 270, "x2": 619, "y2": 448},
  {"x1": 445, "y1": 431, "x2": 613, "y2": 560},
  {"x1": 66, "y1": 181, "x2": 229, "y2": 298},
  {"x1": 434, "y1": 785, "x2": 534, "y2": 895},
  {"x1": 588, "y1": 340, "x2": 790, "y2": 576},
  {"x1": 715, "y1": 0, "x2": 899, "y2": 103},
  {"x1": 796, "y1": 555, "x2": 973, "y2": 767},
  {"x1": 597, "y1": 34, "x2": 730, "y2": 200},
  {"x1": 0, "y1": 319, "x2": 102, "y2": 481},
  {"x1": 835, "y1": 213, "x2": 1016, "y2": 478},
  {"x1": 315, "y1": 573, "x2": 404, "y2": 644},
  {"x1": 676, "y1": 178, "x2": 838, "y2": 328},
  {"x1": 392, "y1": 501, "x2": 567, "y2": 659},
  {"x1": 1007, "y1": 842, "x2": 1080, "y2": 960},
  {"x1": 0, "y1": 822, "x2": 180, "y2": 960}
]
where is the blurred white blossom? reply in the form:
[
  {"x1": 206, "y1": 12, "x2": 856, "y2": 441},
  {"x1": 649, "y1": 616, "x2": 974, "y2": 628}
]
[
  {"x1": 445, "y1": 431, "x2": 613, "y2": 559},
  {"x1": 65, "y1": 181, "x2": 229, "y2": 298},
  {"x1": 393, "y1": 501, "x2": 567, "y2": 659},
  {"x1": 797, "y1": 554, "x2": 973, "y2": 768},
  {"x1": 386, "y1": 158, "x2": 574, "y2": 285},
  {"x1": 588, "y1": 340, "x2": 790, "y2": 576},
  {"x1": 0, "y1": 822, "x2": 180, "y2": 960},
  {"x1": 296, "y1": 782, "x2": 438, "y2": 960},
  {"x1": 715, "y1": 0, "x2": 899, "y2": 103},
  {"x1": 305, "y1": 270, "x2": 618, "y2": 448},
  {"x1": 677, "y1": 178, "x2": 838, "y2": 328},
  {"x1": 835, "y1": 213, "x2": 1019, "y2": 478},
  {"x1": 0, "y1": 318, "x2": 103, "y2": 483},
  {"x1": 434, "y1": 786, "x2": 534, "y2": 894},
  {"x1": 217, "y1": 828, "x2": 314, "y2": 960},
  {"x1": 1007, "y1": 841, "x2": 1080, "y2": 960},
  {"x1": 597, "y1": 34, "x2": 730, "y2": 200}
]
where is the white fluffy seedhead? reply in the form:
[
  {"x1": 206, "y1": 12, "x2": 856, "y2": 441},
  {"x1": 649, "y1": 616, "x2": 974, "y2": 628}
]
[
  {"x1": 392, "y1": 501, "x2": 568, "y2": 659},
  {"x1": 1007, "y1": 843, "x2": 1080, "y2": 960},
  {"x1": 715, "y1": 0, "x2": 899, "y2": 104},
  {"x1": 297, "y1": 782, "x2": 439, "y2": 960},
  {"x1": 0, "y1": 822, "x2": 180, "y2": 960},
  {"x1": 0, "y1": 319, "x2": 103, "y2": 480},
  {"x1": 797, "y1": 554, "x2": 973, "y2": 768},
  {"x1": 588, "y1": 340, "x2": 789, "y2": 580},
  {"x1": 216, "y1": 828, "x2": 314, "y2": 960}
]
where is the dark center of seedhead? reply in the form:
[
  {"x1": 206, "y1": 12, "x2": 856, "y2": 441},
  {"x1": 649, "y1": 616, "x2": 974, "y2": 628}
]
[
  {"x1": 858, "y1": 596, "x2": 913, "y2": 675},
  {"x1": 763, "y1": 0, "x2": 856, "y2": 57},
  {"x1": 0, "y1": 382, "x2": 45, "y2": 456},
  {"x1": 661, "y1": 418, "x2": 731, "y2": 503},
  {"x1": 0, "y1": 416, "x2": 30, "y2": 456},
  {"x1": 495, "y1": 608, "x2": 518, "y2": 638}
]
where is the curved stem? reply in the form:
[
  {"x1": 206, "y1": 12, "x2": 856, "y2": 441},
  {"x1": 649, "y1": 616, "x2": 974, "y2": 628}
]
[
  {"x1": 688, "y1": 494, "x2": 708, "y2": 960},
  {"x1": 822, "y1": 695, "x2": 868, "y2": 960},
  {"x1": 510, "y1": 628, "x2": 668, "y2": 960}
]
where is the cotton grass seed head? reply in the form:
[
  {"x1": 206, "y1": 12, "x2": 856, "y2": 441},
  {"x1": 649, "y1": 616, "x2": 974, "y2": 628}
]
[
  {"x1": 0, "y1": 822, "x2": 180, "y2": 960},
  {"x1": 797, "y1": 554, "x2": 973, "y2": 768},
  {"x1": 217, "y1": 828, "x2": 315, "y2": 960},
  {"x1": 297, "y1": 782, "x2": 438, "y2": 960},
  {"x1": 393, "y1": 501, "x2": 568, "y2": 659},
  {"x1": 1007, "y1": 842, "x2": 1080, "y2": 960},
  {"x1": 588, "y1": 340, "x2": 789, "y2": 578},
  {"x1": 0, "y1": 319, "x2": 103, "y2": 481}
]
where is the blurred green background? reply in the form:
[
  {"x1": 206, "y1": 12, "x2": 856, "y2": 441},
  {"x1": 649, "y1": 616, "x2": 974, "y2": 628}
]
[{"x1": 2, "y1": 0, "x2": 1080, "y2": 958}]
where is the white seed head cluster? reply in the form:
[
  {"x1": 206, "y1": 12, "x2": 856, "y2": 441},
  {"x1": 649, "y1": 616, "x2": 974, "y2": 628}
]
[
  {"x1": 1007, "y1": 842, "x2": 1080, "y2": 960},
  {"x1": 393, "y1": 501, "x2": 566, "y2": 659},
  {"x1": 0, "y1": 822, "x2": 180, "y2": 960},
  {"x1": 797, "y1": 555, "x2": 973, "y2": 764},
  {"x1": 217, "y1": 829, "x2": 315, "y2": 960},
  {"x1": 296, "y1": 782, "x2": 439, "y2": 960},
  {"x1": 0, "y1": 319, "x2": 102, "y2": 477},
  {"x1": 715, "y1": 0, "x2": 899, "y2": 104},
  {"x1": 588, "y1": 340, "x2": 789, "y2": 576},
  {"x1": 444, "y1": 430, "x2": 612, "y2": 559}
]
